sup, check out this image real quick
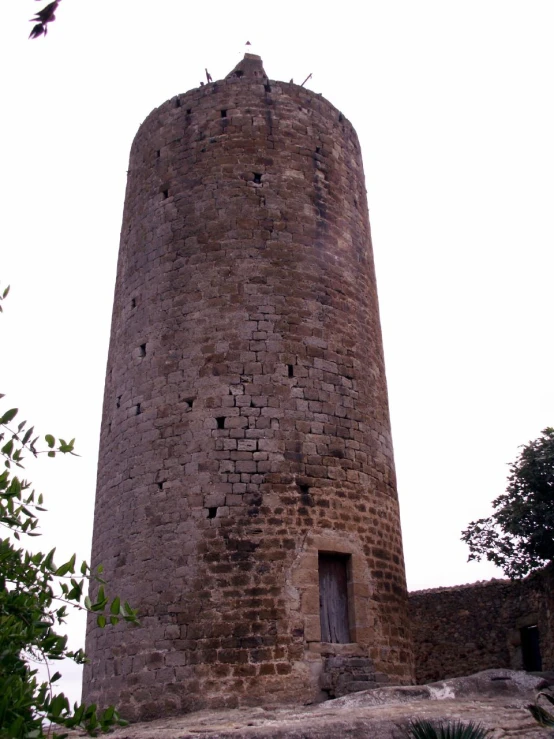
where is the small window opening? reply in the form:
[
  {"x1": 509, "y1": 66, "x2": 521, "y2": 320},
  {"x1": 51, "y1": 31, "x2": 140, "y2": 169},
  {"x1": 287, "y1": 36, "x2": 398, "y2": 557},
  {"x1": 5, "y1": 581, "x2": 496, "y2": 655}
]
[
  {"x1": 135, "y1": 403, "x2": 141, "y2": 415},
  {"x1": 139, "y1": 343, "x2": 146, "y2": 357},
  {"x1": 316, "y1": 146, "x2": 321, "y2": 154},
  {"x1": 319, "y1": 553, "x2": 351, "y2": 644},
  {"x1": 521, "y1": 625, "x2": 542, "y2": 671},
  {"x1": 253, "y1": 173, "x2": 262, "y2": 184},
  {"x1": 264, "y1": 82, "x2": 272, "y2": 93},
  {"x1": 297, "y1": 480, "x2": 313, "y2": 507},
  {"x1": 207, "y1": 507, "x2": 218, "y2": 519},
  {"x1": 162, "y1": 189, "x2": 169, "y2": 199},
  {"x1": 186, "y1": 108, "x2": 192, "y2": 115},
  {"x1": 131, "y1": 298, "x2": 136, "y2": 309},
  {"x1": 287, "y1": 364, "x2": 294, "y2": 378},
  {"x1": 116, "y1": 395, "x2": 122, "y2": 408},
  {"x1": 157, "y1": 481, "x2": 164, "y2": 491},
  {"x1": 216, "y1": 416, "x2": 225, "y2": 429},
  {"x1": 235, "y1": 70, "x2": 244, "y2": 79},
  {"x1": 175, "y1": 98, "x2": 181, "y2": 108},
  {"x1": 108, "y1": 422, "x2": 112, "y2": 434},
  {"x1": 156, "y1": 150, "x2": 160, "y2": 158},
  {"x1": 184, "y1": 397, "x2": 194, "y2": 410},
  {"x1": 338, "y1": 112, "x2": 344, "y2": 123},
  {"x1": 221, "y1": 109, "x2": 227, "y2": 118}
]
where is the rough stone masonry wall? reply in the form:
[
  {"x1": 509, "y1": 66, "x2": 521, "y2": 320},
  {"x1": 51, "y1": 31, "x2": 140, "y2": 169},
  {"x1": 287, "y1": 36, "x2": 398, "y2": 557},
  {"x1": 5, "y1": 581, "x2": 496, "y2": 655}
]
[
  {"x1": 409, "y1": 567, "x2": 554, "y2": 684},
  {"x1": 82, "y1": 65, "x2": 413, "y2": 721}
]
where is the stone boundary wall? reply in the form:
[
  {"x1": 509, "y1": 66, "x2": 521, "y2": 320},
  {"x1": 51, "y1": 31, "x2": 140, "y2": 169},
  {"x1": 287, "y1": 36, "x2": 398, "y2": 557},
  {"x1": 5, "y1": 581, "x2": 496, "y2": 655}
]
[{"x1": 409, "y1": 567, "x2": 554, "y2": 684}]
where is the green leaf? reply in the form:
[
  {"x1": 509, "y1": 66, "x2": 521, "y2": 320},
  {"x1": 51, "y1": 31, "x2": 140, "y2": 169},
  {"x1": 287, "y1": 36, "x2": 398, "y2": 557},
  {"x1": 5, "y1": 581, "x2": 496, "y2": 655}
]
[
  {"x1": 0, "y1": 408, "x2": 18, "y2": 425},
  {"x1": 45, "y1": 434, "x2": 56, "y2": 448},
  {"x1": 110, "y1": 596, "x2": 121, "y2": 615},
  {"x1": 97, "y1": 614, "x2": 106, "y2": 628}
]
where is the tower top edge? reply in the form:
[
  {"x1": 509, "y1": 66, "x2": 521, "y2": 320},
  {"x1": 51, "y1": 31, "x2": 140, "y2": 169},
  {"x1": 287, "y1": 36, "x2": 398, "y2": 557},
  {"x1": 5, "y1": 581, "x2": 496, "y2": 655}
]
[{"x1": 226, "y1": 53, "x2": 267, "y2": 82}]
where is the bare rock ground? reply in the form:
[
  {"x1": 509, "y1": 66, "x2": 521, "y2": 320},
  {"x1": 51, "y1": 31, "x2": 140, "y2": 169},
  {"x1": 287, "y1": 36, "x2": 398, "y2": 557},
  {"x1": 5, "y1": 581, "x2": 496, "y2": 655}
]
[{"x1": 76, "y1": 670, "x2": 554, "y2": 738}]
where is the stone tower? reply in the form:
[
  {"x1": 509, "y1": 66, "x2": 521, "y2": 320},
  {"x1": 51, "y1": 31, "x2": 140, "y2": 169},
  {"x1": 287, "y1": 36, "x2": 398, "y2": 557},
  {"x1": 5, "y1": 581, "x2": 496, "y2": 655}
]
[{"x1": 82, "y1": 54, "x2": 414, "y2": 720}]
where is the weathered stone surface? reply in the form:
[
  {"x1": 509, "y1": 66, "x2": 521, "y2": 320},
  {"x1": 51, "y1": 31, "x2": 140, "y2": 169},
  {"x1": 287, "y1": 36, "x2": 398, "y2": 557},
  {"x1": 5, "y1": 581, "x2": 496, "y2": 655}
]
[
  {"x1": 410, "y1": 567, "x2": 554, "y2": 684},
  {"x1": 75, "y1": 671, "x2": 552, "y2": 738},
  {"x1": 82, "y1": 54, "x2": 413, "y2": 720}
]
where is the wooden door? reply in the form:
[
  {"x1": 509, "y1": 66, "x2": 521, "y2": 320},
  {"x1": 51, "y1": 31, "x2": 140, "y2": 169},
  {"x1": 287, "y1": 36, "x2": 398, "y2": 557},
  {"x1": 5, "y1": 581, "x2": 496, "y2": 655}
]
[{"x1": 319, "y1": 553, "x2": 351, "y2": 643}]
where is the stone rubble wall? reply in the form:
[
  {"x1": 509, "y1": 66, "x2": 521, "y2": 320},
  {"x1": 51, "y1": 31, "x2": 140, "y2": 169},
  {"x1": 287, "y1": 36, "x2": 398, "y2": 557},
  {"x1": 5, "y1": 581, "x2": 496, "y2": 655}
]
[{"x1": 409, "y1": 567, "x2": 554, "y2": 684}]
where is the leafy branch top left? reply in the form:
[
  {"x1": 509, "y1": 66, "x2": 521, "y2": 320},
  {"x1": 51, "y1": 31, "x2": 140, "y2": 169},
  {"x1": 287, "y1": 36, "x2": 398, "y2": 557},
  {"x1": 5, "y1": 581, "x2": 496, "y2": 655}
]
[{"x1": 29, "y1": 0, "x2": 61, "y2": 40}]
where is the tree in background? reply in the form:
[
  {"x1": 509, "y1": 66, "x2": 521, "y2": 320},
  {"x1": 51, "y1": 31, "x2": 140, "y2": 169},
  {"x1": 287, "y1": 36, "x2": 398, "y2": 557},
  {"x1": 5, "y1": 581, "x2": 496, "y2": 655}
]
[
  {"x1": 462, "y1": 427, "x2": 554, "y2": 579},
  {"x1": 0, "y1": 285, "x2": 138, "y2": 738}
]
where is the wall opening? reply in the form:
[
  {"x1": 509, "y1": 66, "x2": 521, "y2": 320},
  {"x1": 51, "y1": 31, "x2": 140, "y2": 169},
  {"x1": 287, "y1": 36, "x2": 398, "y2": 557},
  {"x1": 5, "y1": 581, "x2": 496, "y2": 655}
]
[
  {"x1": 139, "y1": 343, "x2": 146, "y2": 357},
  {"x1": 156, "y1": 150, "x2": 160, "y2": 158},
  {"x1": 521, "y1": 625, "x2": 542, "y2": 671},
  {"x1": 216, "y1": 416, "x2": 225, "y2": 429},
  {"x1": 131, "y1": 298, "x2": 136, "y2": 309},
  {"x1": 287, "y1": 364, "x2": 294, "y2": 378},
  {"x1": 175, "y1": 98, "x2": 181, "y2": 108},
  {"x1": 319, "y1": 553, "x2": 351, "y2": 643},
  {"x1": 135, "y1": 403, "x2": 141, "y2": 415},
  {"x1": 162, "y1": 189, "x2": 169, "y2": 199},
  {"x1": 207, "y1": 507, "x2": 218, "y2": 519},
  {"x1": 220, "y1": 109, "x2": 227, "y2": 118},
  {"x1": 184, "y1": 397, "x2": 194, "y2": 410},
  {"x1": 253, "y1": 172, "x2": 262, "y2": 184},
  {"x1": 116, "y1": 395, "x2": 121, "y2": 408}
]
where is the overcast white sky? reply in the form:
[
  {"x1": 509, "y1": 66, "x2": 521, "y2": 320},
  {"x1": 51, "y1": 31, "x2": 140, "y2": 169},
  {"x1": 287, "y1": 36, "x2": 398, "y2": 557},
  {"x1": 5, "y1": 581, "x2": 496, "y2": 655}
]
[{"x1": 2, "y1": 0, "x2": 553, "y2": 705}]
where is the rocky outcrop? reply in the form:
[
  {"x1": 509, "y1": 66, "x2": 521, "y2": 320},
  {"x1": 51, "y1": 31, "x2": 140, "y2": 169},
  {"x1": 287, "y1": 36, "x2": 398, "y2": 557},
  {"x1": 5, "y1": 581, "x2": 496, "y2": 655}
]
[{"x1": 76, "y1": 670, "x2": 553, "y2": 738}]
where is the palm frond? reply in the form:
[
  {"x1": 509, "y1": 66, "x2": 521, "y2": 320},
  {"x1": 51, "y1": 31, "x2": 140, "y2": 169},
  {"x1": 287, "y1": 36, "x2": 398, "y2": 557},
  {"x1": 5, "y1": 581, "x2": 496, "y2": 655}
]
[{"x1": 407, "y1": 719, "x2": 491, "y2": 739}]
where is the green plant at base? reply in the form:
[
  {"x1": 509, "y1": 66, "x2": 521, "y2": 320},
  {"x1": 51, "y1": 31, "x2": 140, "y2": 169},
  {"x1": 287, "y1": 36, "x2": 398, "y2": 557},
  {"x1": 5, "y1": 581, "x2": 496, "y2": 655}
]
[
  {"x1": 406, "y1": 719, "x2": 491, "y2": 739},
  {"x1": 0, "y1": 284, "x2": 139, "y2": 738},
  {"x1": 528, "y1": 690, "x2": 554, "y2": 729}
]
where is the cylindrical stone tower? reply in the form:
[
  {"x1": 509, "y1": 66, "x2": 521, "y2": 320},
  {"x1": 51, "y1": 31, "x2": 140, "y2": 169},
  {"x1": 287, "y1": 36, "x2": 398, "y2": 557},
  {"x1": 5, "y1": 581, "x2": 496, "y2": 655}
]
[{"x1": 83, "y1": 54, "x2": 413, "y2": 720}]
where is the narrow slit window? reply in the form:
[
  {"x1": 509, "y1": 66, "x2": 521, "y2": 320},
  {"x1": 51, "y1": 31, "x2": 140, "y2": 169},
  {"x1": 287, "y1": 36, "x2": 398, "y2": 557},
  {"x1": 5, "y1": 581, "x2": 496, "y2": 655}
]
[
  {"x1": 139, "y1": 343, "x2": 146, "y2": 357},
  {"x1": 156, "y1": 150, "x2": 160, "y2": 158},
  {"x1": 162, "y1": 189, "x2": 169, "y2": 199},
  {"x1": 131, "y1": 298, "x2": 136, "y2": 309},
  {"x1": 319, "y1": 553, "x2": 351, "y2": 644},
  {"x1": 221, "y1": 109, "x2": 227, "y2": 118},
  {"x1": 175, "y1": 98, "x2": 181, "y2": 108},
  {"x1": 157, "y1": 481, "x2": 164, "y2": 491},
  {"x1": 207, "y1": 507, "x2": 218, "y2": 519},
  {"x1": 135, "y1": 403, "x2": 141, "y2": 415},
  {"x1": 216, "y1": 416, "x2": 225, "y2": 429},
  {"x1": 116, "y1": 395, "x2": 122, "y2": 408},
  {"x1": 288, "y1": 364, "x2": 294, "y2": 378}
]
